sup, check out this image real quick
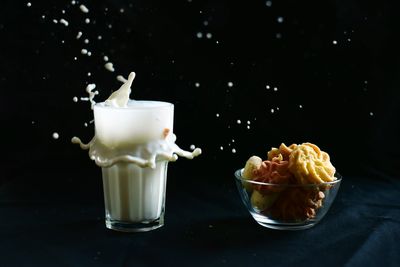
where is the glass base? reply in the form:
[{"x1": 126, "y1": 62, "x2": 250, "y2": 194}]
[
  {"x1": 251, "y1": 213, "x2": 318, "y2": 230},
  {"x1": 105, "y1": 216, "x2": 164, "y2": 232},
  {"x1": 255, "y1": 220, "x2": 316, "y2": 230}
]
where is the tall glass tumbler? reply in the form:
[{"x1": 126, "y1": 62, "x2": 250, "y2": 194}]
[{"x1": 94, "y1": 101, "x2": 174, "y2": 232}]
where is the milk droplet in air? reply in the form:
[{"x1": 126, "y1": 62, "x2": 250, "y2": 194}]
[
  {"x1": 237, "y1": 120, "x2": 241, "y2": 124},
  {"x1": 73, "y1": 96, "x2": 78, "y2": 102},
  {"x1": 52, "y1": 132, "x2": 59, "y2": 139},
  {"x1": 103, "y1": 55, "x2": 109, "y2": 61},
  {"x1": 71, "y1": 0, "x2": 76, "y2": 5},
  {"x1": 369, "y1": 112, "x2": 374, "y2": 116},
  {"x1": 232, "y1": 148, "x2": 236, "y2": 153},
  {"x1": 84, "y1": 39, "x2": 89, "y2": 44},
  {"x1": 227, "y1": 82, "x2": 233, "y2": 87},
  {"x1": 271, "y1": 108, "x2": 275, "y2": 114},
  {"x1": 206, "y1": 33, "x2": 212, "y2": 39},
  {"x1": 195, "y1": 82, "x2": 200, "y2": 87},
  {"x1": 220, "y1": 146, "x2": 224, "y2": 151},
  {"x1": 87, "y1": 51, "x2": 92, "y2": 56},
  {"x1": 53, "y1": 19, "x2": 58, "y2": 24},
  {"x1": 196, "y1": 32, "x2": 203, "y2": 38},
  {"x1": 216, "y1": 113, "x2": 220, "y2": 117},
  {"x1": 104, "y1": 62, "x2": 115, "y2": 72},
  {"x1": 266, "y1": 1, "x2": 272, "y2": 7},
  {"x1": 81, "y1": 49, "x2": 88, "y2": 55},
  {"x1": 277, "y1": 17, "x2": 284, "y2": 23},
  {"x1": 80, "y1": 4, "x2": 89, "y2": 13},
  {"x1": 60, "y1": 19, "x2": 69, "y2": 26},
  {"x1": 98, "y1": 35, "x2": 102, "y2": 40},
  {"x1": 86, "y1": 83, "x2": 98, "y2": 109},
  {"x1": 266, "y1": 85, "x2": 270, "y2": 89},
  {"x1": 299, "y1": 104, "x2": 303, "y2": 109},
  {"x1": 85, "y1": 18, "x2": 90, "y2": 24},
  {"x1": 333, "y1": 40, "x2": 337, "y2": 45},
  {"x1": 76, "y1": 31, "x2": 82, "y2": 39},
  {"x1": 273, "y1": 87, "x2": 278, "y2": 91},
  {"x1": 27, "y1": 2, "x2": 31, "y2": 7},
  {"x1": 247, "y1": 120, "x2": 251, "y2": 124},
  {"x1": 190, "y1": 144, "x2": 196, "y2": 150},
  {"x1": 116, "y1": 75, "x2": 127, "y2": 83}
]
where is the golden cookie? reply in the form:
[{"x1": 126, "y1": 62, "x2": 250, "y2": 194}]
[{"x1": 288, "y1": 143, "x2": 336, "y2": 184}]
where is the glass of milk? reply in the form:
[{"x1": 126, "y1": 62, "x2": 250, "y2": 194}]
[{"x1": 94, "y1": 101, "x2": 174, "y2": 232}]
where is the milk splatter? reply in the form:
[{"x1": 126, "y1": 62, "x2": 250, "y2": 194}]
[
  {"x1": 104, "y1": 62, "x2": 115, "y2": 72},
  {"x1": 80, "y1": 4, "x2": 89, "y2": 13},
  {"x1": 52, "y1": 132, "x2": 60, "y2": 139},
  {"x1": 76, "y1": 31, "x2": 82, "y2": 39},
  {"x1": 60, "y1": 18, "x2": 69, "y2": 26},
  {"x1": 86, "y1": 84, "x2": 98, "y2": 109}
]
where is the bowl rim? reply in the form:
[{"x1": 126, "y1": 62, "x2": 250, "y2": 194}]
[{"x1": 234, "y1": 168, "x2": 342, "y2": 187}]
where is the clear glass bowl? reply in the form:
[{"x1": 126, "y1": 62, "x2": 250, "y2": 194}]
[{"x1": 234, "y1": 168, "x2": 342, "y2": 230}]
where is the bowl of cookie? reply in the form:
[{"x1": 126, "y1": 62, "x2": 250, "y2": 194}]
[{"x1": 234, "y1": 142, "x2": 342, "y2": 230}]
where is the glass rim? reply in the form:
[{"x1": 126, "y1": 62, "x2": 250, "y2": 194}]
[
  {"x1": 94, "y1": 100, "x2": 174, "y2": 110},
  {"x1": 234, "y1": 168, "x2": 342, "y2": 187}
]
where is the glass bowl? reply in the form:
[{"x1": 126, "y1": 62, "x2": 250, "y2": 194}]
[{"x1": 234, "y1": 168, "x2": 342, "y2": 230}]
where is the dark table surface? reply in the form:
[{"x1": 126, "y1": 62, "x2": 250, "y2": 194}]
[{"x1": 1, "y1": 166, "x2": 399, "y2": 267}]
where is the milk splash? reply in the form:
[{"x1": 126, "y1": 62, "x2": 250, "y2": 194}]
[{"x1": 72, "y1": 72, "x2": 202, "y2": 168}]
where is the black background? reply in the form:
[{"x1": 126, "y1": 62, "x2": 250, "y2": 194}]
[
  {"x1": 0, "y1": 0, "x2": 399, "y2": 266},
  {"x1": 1, "y1": 0, "x2": 399, "y2": 179}
]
